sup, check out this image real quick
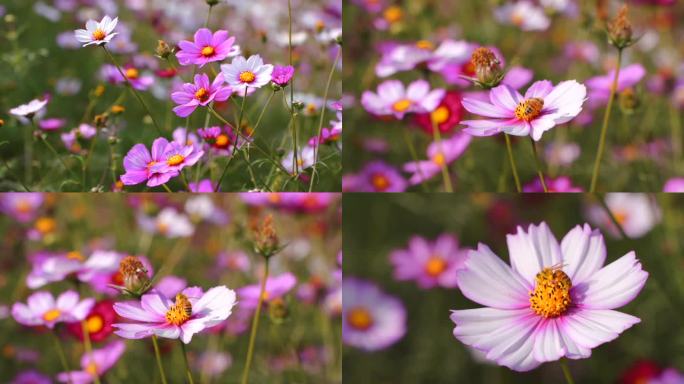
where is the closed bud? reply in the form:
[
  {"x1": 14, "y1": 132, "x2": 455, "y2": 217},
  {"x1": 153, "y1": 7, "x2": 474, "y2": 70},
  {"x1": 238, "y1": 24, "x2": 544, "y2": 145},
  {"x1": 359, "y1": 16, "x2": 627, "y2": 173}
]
[
  {"x1": 252, "y1": 214, "x2": 281, "y2": 258},
  {"x1": 206, "y1": 0, "x2": 220, "y2": 5},
  {"x1": 94, "y1": 85, "x2": 105, "y2": 97},
  {"x1": 155, "y1": 40, "x2": 172, "y2": 59},
  {"x1": 293, "y1": 100, "x2": 305, "y2": 111},
  {"x1": 94, "y1": 114, "x2": 108, "y2": 128},
  {"x1": 118, "y1": 256, "x2": 151, "y2": 296},
  {"x1": 608, "y1": 5, "x2": 635, "y2": 50},
  {"x1": 619, "y1": 87, "x2": 639, "y2": 114},
  {"x1": 268, "y1": 298, "x2": 289, "y2": 324},
  {"x1": 471, "y1": 47, "x2": 504, "y2": 89}
]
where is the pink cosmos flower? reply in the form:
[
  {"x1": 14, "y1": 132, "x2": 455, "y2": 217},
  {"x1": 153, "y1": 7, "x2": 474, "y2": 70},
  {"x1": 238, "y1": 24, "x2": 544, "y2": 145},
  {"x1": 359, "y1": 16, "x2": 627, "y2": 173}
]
[
  {"x1": 450, "y1": 222, "x2": 648, "y2": 371},
  {"x1": 189, "y1": 179, "x2": 217, "y2": 192},
  {"x1": 494, "y1": 1, "x2": 550, "y2": 31},
  {"x1": 149, "y1": 141, "x2": 204, "y2": 176},
  {"x1": 663, "y1": 178, "x2": 684, "y2": 192},
  {"x1": 171, "y1": 73, "x2": 232, "y2": 118},
  {"x1": 271, "y1": 65, "x2": 295, "y2": 87},
  {"x1": 348, "y1": 161, "x2": 407, "y2": 192},
  {"x1": 176, "y1": 28, "x2": 235, "y2": 68},
  {"x1": 100, "y1": 64, "x2": 154, "y2": 91},
  {"x1": 237, "y1": 273, "x2": 297, "y2": 309},
  {"x1": 585, "y1": 193, "x2": 661, "y2": 239},
  {"x1": 113, "y1": 286, "x2": 236, "y2": 344},
  {"x1": 137, "y1": 207, "x2": 195, "y2": 238},
  {"x1": 523, "y1": 176, "x2": 583, "y2": 192},
  {"x1": 389, "y1": 234, "x2": 468, "y2": 289},
  {"x1": 57, "y1": 341, "x2": 125, "y2": 384},
  {"x1": 586, "y1": 64, "x2": 646, "y2": 107},
  {"x1": 0, "y1": 193, "x2": 44, "y2": 222},
  {"x1": 403, "y1": 132, "x2": 471, "y2": 185},
  {"x1": 38, "y1": 118, "x2": 66, "y2": 131},
  {"x1": 343, "y1": 277, "x2": 406, "y2": 351},
  {"x1": 12, "y1": 290, "x2": 95, "y2": 329},
  {"x1": 198, "y1": 125, "x2": 241, "y2": 156},
  {"x1": 11, "y1": 370, "x2": 51, "y2": 384},
  {"x1": 361, "y1": 79, "x2": 445, "y2": 119},
  {"x1": 461, "y1": 80, "x2": 587, "y2": 141},
  {"x1": 74, "y1": 16, "x2": 118, "y2": 47},
  {"x1": 121, "y1": 138, "x2": 179, "y2": 187},
  {"x1": 220, "y1": 55, "x2": 274, "y2": 95}
]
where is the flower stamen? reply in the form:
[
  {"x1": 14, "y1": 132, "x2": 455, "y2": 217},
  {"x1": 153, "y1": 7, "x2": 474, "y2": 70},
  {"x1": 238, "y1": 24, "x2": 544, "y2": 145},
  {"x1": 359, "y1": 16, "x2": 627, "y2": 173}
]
[
  {"x1": 529, "y1": 267, "x2": 572, "y2": 318},
  {"x1": 347, "y1": 307, "x2": 373, "y2": 330},
  {"x1": 515, "y1": 98, "x2": 544, "y2": 122},
  {"x1": 201, "y1": 46, "x2": 215, "y2": 57},
  {"x1": 167, "y1": 154, "x2": 185, "y2": 166},
  {"x1": 92, "y1": 29, "x2": 106, "y2": 41},
  {"x1": 392, "y1": 99, "x2": 412, "y2": 113},
  {"x1": 165, "y1": 293, "x2": 192, "y2": 326},
  {"x1": 239, "y1": 71, "x2": 256, "y2": 84}
]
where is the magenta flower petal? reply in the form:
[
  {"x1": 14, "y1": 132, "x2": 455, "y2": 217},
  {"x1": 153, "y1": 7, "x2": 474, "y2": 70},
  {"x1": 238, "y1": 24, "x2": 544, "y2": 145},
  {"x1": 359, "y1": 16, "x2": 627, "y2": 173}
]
[
  {"x1": 462, "y1": 98, "x2": 512, "y2": 118},
  {"x1": 489, "y1": 84, "x2": 522, "y2": 111},
  {"x1": 113, "y1": 301, "x2": 162, "y2": 322}
]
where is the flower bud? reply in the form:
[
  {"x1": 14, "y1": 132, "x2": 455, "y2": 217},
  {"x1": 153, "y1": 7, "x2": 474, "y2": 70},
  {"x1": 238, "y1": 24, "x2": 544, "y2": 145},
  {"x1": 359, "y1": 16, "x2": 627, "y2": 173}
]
[
  {"x1": 155, "y1": 40, "x2": 172, "y2": 59},
  {"x1": 94, "y1": 114, "x2": 108, "y2": 128},
  {"x1": 251, "y1": 214, "x2": 281, "y2": 258},
  {"x1": 94, "y1": 85, "x2": 105, "y2": 98},
  {"x1": 293, "y1": 100, "x2": 305, "y2": 111},
  {"x1": 471, "y1": 47, "x2": 504, "y2": 89},
  {"x1": 608, "y1": 5, "x2": 635, "y2": 49},
  {"x1": 118, "y1": 256, "x2": 151, "y2": 296},
  {"x1": 111, "y1": 105, "x2": 125, "y2": 114},
  {"x1": 619, "y1": 87, "x2": 639, "y2": 114},
  {"x1": 268, "y1": 298, "x2": 289, "y2": 324},
  {"x1": 0, "y1": 119, "x2": 4, "y2": 127},
  {"x1": 206, "y1": 0, "x2": 220, "y2": 5}
]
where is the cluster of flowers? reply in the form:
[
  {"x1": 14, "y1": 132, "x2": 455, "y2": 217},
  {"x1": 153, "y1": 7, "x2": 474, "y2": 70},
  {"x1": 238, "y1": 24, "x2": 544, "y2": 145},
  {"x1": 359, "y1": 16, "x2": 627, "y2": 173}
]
[{"x1": 1, "y1": 192, "x2": 342, "y2": 382}]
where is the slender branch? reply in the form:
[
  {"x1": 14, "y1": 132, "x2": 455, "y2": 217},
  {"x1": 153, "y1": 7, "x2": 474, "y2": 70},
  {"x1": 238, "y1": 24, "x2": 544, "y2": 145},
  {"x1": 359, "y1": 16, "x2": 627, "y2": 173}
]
[
  {"x1": 241, "y1": 259, "x2": 270, "y2": 384},
  {"x1": 504, "y1": 134, "x2": 522, "y2": 192},
  {"x1": 180, "y1": 341, "x2": 196, "y2": 384},
  {"x1": 529, "y1": 137, "x2": 548, "y2": 192},
  {"x1": 151, "y1": 335, "x2": 169, "y2": 384}
]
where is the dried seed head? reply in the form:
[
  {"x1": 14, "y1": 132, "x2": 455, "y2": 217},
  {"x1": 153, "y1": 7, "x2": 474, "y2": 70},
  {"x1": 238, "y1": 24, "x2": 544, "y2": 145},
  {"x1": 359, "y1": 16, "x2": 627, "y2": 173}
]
[
  {"x1": 608, "y1": 5, "x2": 634, "y2": 49},
  {"x1": 252, "y1": 214, "x2": 280, "y2": 258}
]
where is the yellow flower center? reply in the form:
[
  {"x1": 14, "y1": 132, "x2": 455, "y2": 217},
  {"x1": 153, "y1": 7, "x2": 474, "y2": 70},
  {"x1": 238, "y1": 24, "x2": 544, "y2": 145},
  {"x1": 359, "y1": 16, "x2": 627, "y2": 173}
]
[
  {"x1": 432, "y1": 152, "x2": 446, "y2": 166},
  {"x1": 268, "y1": 193, "x2": 281, "y2": 203},
  {"x1": 215, "y1": 134, "x2": 230, "y2": 148},
  {"x1": 35, "y1": 217, "x2": 56, "y2": 234},
  {"x1": 92, "y1": 28, "x2": 106, "y2": 41},
  {"x1": 613, "y1": 211, "x2": 628, "y2": 225},
  {"x1": 165, "y1": 293, "x2": 192, "y2": 325},
  {"x1": 383, "y1": 6, "x2": 403, "y2": 23},
  {"x1": 201, "y1": 46, "x2": 215, "y2": 57},
  {"x1": 15, "y1": 200, "x2": 32, "y2": 214},
  {"x1": 514, "y1": 98, "x2": 544, "y2": 122},
  {"x1": 156, "y1": 222, "x2": 169, "y2": 234},
  {"x1": 125, "y1": 68, "x2": 139, "y2": 80},
  {"x1": 194, "y1": 88, "x2": 209, "y2": 102},
  {"x1": 261, "y1": 290, "x2": 270, "y2": 301},
  {"x1": 424, "y1": 256, "x2": 447, "y2": 277},
  {"x1": 43, "y1": 309, "x2": 61, "y2": 322},
  {"x1": 431, "y1": 106, "x2": 450, "y2": 125},
  {"x1": 85, "y1": 362, "x2": 98, "y2": 376},
  {"x1": 529, "y1": 267, "x2": 572, "y2": 318},
  {"x1": 239, "y1": 71, "x2": 256, "y2": 83},
  {"x1": 415, "y1": 40, "x2": 434, "y2": 50},
  {"x1": 67, "y1": 251, "x2": 84, "y2": 261},
  {"x1": 347, "y1": 307, "x2": 373, "y2": 331},
  {"x1": 371, "y1": 173, "x2": 390, "y2": 191},
  {"x1": 167, "y1": 154, "x2": 185, "y2": 166},
  {"x1": 392, "y1": 99, "x2": 412, "y2": 113},
  {"x1": 86, "y1": 315, "x2": 104, "y2": 334},
  {"x1": 511, "y1": 12, "x2": 525, "y2": 27}
]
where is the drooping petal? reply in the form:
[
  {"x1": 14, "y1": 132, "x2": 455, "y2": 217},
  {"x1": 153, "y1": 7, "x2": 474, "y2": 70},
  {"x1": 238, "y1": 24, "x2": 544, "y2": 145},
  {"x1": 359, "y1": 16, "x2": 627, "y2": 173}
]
[
  {"x1": 455, "y1": 244, "x2": 531, "y2": 309},
  {"x1": 506, "y1": 222, "x2": 562, "y2": 285},
  {"x1": 529, "y1": 116, "x2": 556, "y2": 141},
  {"x1": 573, "y1": 251, "x2": 648, "y2": 309},
  {"x1": 560, "y1": 224, "x2": 606, "y2": 285}
]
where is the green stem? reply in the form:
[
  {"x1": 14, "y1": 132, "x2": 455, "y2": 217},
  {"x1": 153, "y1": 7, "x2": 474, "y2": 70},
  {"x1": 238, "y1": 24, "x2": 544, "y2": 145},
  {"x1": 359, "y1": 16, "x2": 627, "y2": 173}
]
[
  {"x1": 1, "y1": 156, "x2": 31, "y2": 191},
  {"x1": 215, "y1": 88, "x2": 248, "y2": 191},
  {"x1": 52, "y1": 331, "x2": 73, "y2": 384},
  {"x1": 25, "y1": 120, "x2": 33, "y2": 185},
  {"x1": 101, "y1": 46, "x2": 163, "y2": 135},
  {"x1": 162, "y1": 183, "x2": 173, "y2": 193},
  {"x1": 40, "y1": 135, "x2": 77, "y2": 179},
  {"x1": 241, "y1": 259, "x2": 270, "y2": 384},
  {"x1": 308, "y1": 46, "x2": 341, "y2": 192},
  {"x1": 432, "y1": 120, "x2": 453, "y2": 192},
  {"x1": 504, "y1": 134, "x2": 522, "y2": 192},
  {"x1": 560, "y1": 360, "x2": 575, "y2": 384},
  {"x1": 402, "y1": 129, "x2": 429, "y2": 192},
  {"x1": 180, "y1": 341, "x2": 196, "y2": 384},
  {"x1": 151, "y1": 335, "x2": 169, "y2": 384},
  {"x1": 529, "y1": 137, "x2": 548, "y2": 192},
  {"x1": 81, "y1": 320, "x2": 101, "y2": 384},
  {"x1": 589, "y1": 48, "x2": 622, "y2": 192},
  {"x1": 671, "y1": 104, "x2": 682, "y2": 168}
]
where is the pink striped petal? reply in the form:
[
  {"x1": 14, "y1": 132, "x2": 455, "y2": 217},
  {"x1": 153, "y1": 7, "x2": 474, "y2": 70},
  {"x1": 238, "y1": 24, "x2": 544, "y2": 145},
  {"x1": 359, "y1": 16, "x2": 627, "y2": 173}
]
[
  {"x1": 560, "y1": 309, "x2": 640, "y2": 349},
  {"x1": 560, "y1": 224, "x2": 606, "y2": 285},
  {"x1": 506, "y1": 222, "x2": 562, "y2": 285},
  {"x1": 489, "y1": 84, "x2": 522, "y2": 111},
  {"x1": 574, "y1": 251, "x2": 648, "y2": 309},
  {"x1": 462, "y1": 98, "x2": 513, "y2": 119}
]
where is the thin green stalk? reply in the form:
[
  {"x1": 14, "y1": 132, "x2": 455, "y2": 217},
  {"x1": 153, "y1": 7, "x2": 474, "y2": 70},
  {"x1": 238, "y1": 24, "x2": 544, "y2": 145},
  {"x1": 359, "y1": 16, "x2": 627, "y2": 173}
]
[
  {"x1": 308, "y1": 47, "x2": 341, "y2": 192},
  {"x1": 40, "y1": 135, "x2": 77, "y2": 179},
  {"x1": 432, "y1": 120, "x2": 453, "y2": 192},
  {"x1": 25, "y1": 120, "x2": 33, "y2": 185},
  {"x1": 52, "y1": 332, "x2": 73, "y2": 384},
  {"x1": 151, "y1": 335, "x2": 169, "y2": 384},
  {"x1": 180, "y1": 341, "x2": 196, "y2": 384},
  {"x1": 590, "y1": 48, "x2": 623, "y2": 192},
  {"x1": 162, "y1": 183, "x2": 173, "y2": 193},
  {"x1": 288, "y1": 0, "x2": 298, "y2": 176},
  {"x1": 81, "y1": 320, "x2": 102, "y2": 384},
  {"x1": 240, "y1": 259, "x2": 270, "y2": 384},
  {"x1": 504, "y1": 134, "x2": 522, "y2": 192},
  {"x1": 529, "y1": 137, "x2": 548, "y2": 192},
  {"x1": 402, "y1": 129, "x2": 429, "y2": 193},
  {"x1": 1, "y1": 156, "x2": 30, "y2": 191},
  {"x1": 560, "y1": 360, "x2": 575, "y2": 384},
  {"x1": 595, "y1": 194, "x2": 629, "y2": 239},
  {"x1": 205, "y1": 4, "x2": 213, "y2": 27},
  {"x1": 101, "y1": 46, "x2": 163, "y2": 135},
  {"x1": 671, "y1": 104, "x2": 682, "y2": 167},
  {"x1": 215, "y1": 88, "x2": 248, "y2": 191}
]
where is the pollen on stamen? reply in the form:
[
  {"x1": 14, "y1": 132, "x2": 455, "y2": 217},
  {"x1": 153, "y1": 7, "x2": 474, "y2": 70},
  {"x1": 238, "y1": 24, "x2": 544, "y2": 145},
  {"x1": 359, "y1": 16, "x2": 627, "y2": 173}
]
[
  {"x1": 514, "y1": 98, "x2": 544, "y2": 122},
  {"x1": 392, "y1": 99, "x2": 412, "y2": 112},
  {"x1": 167, "y1": 154, "x2": 185, "y2": 166},
  {"x1": 239, "y1": 71, "x2": 256, "y2": 83},
  {"x1": 201, "y1": 46, "x2": 215, "y2": 57},
  {"x1": 194, "y1": 88, "x2": 209, "y2": 101},
  {"x1": 92, "y1": 29, "x2": 106, "y2": 41},
  {"x1": 165, "y1": 293, "x2": 192, "y2": 326},
  {"x1": 529, "y1": 267, "x2": 572, "y2": 318}
]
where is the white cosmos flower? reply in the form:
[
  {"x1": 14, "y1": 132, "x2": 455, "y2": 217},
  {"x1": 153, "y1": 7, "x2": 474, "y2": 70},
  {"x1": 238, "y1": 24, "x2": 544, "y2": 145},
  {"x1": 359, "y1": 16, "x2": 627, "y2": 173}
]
[
  {"x1": 220, "y1": 55, "x2": 273, "y2": 95},
  {"x1": 10, "y1": 99, "x2": 48, "y2": 118},
  {"x1": 74, "y1": 15, "x2": 119, "y2": 47}
]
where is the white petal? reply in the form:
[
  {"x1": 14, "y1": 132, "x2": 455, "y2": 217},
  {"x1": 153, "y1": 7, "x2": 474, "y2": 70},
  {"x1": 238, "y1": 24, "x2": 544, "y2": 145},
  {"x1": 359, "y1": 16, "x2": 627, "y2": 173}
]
[
  {"x1": 560, "y1": 224, "x2": 606, "y2": 285},
  {"x1": 506, "y1": 222, "x2": 562, "y2": 285},
  {"x1": 574, "y1": 251, "x2": 648, "y2": 309}
]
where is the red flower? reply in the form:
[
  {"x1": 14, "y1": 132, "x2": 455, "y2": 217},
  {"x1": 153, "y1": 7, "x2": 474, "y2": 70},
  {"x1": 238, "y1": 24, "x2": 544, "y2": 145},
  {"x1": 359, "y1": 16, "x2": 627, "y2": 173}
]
[
  {"x1": 67, "y1": 300, "x2": 117, "y2": 342},
  {"x1": 619, "y1": 360, "x2": 661, "y2": 384},
  {"x1": 412, "y1": 90, "x2": 464, "y2": 135}
]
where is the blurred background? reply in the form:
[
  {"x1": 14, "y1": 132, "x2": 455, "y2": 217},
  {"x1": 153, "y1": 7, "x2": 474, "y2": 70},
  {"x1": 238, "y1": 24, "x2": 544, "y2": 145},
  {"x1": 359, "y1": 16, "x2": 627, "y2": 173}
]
[
  {"x1": 343, "y1": 193, "x2": 684, "y2": 383},
  {"x1": 0, "y1": 193, "x2": 341, "y2": 383}
]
